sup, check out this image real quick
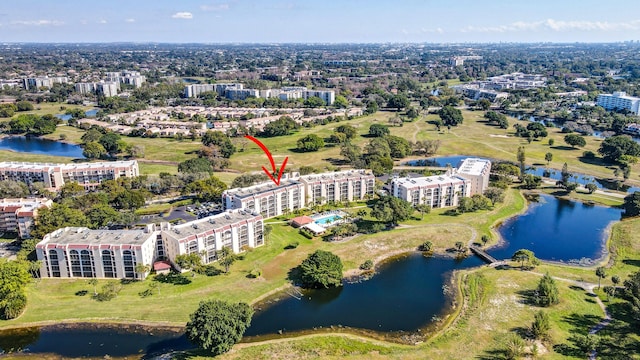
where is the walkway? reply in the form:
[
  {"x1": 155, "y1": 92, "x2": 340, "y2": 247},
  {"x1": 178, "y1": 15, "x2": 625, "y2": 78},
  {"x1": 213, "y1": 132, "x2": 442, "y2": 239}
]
[{"x1": 469, "y1": 245, "x2": 498, "y2": 264}]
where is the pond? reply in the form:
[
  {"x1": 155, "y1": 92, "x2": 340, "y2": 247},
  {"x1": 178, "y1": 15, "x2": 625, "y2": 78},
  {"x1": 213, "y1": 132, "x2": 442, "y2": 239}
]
[
  {"x1": 245, "y1": 254, "x2": 484, "y2": 337},
  {"x1": 525, "y1": 166, "x2": 640, "y2": 193},
  {"x1": 55, "y1": 108, "x2": 99, "y2": 121},
  {"x1": 0, "y1": 324, "x2": 190, "y2": 358},
  {"x1": 404, "y1": 155, "x2": 485, "y2": 168},
  {"x1": 492, "y1": 194, "x2": 622, "y2": 264},
  {"x1": 0, "y1": 136, "x2": 85, "y2": 158}
]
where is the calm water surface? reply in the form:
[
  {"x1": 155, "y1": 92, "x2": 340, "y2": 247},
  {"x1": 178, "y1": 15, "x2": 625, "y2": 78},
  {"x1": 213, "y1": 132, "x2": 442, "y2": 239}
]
[{"x1": 0, "y1": 136, "x2": 85, "y2": 158}]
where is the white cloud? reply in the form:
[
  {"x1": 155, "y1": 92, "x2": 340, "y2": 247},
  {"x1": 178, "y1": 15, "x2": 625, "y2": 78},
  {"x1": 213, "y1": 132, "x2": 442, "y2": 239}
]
[
  {"x1": 99, "y1": 19, "x2": 108, "y2": 24},
  {"x1": 460, "y1": 19, "x2": 640, "y2": 33},
  {"x1": 10, "y1": 19, "x2": 64, "y2": 26},
  {"x1": 200, "y1": 3, "x2": 229, "y2": 12},
  {"x1": 172, "y1": 12, "x2": 193, "y2": 19},
  {"x1": 125, "y1": 18, "x2": 135, "y2": 23},
  {"x1": 80, "y1": 20, "x2": 88, "y2": 25}
]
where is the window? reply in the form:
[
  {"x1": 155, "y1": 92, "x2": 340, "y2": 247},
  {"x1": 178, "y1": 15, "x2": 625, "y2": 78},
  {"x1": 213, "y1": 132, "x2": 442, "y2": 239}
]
[
  {"x1": 102, "y1": 250, "x2": 116, "y2": 278},
  {"x1": 292, "y1": 189, "x2": 300, "y2": 209},
  {"x1": 411, "y1": 190, "x2": 420, "y2": 206},
  {"x1": 223, "y1": 230, "x2": 233, "y2": 248},
  {"x1": 254, "y1": 221, "x2": 264, "y2": 246},
  {"x1": 123, "y1": 250, "x2": 136, "y2": 278},
  {"x1": 206, "y1": 234, "x2": 216, "y2": 248},
  {"x1": 239, "y1": 226, "x2": 249, "y2": 248},
  {"x1": 49, "y1": 249, "x2": 60, "y2": 277},
  {"x1": 280, "y1": 192, "x2": 289, "y2": 212},
  {"x1": 207, "y1": 248, "x2": 217, "y2": 263},
  {"x1": 267, "y1": 195, "x2": 276, "y2": 217},
  {"x1": 366, "y1": 179, "x2": 374, "y2": 195},
  {"x1": 354, "y1": 181, "x2": 362, "y2": 198},
  {"x1": 314, "y1": 185, "x2": 322, "y2": 204},
  {"x1": 187, "y1": 240, "x2": 198, "y2": 254},
  {"x1": 341, "y1": 182, "x2": 349, "y2": 201},
  {"x1": 327, "y1": 184, "x2": 335, "y2": 202},
  {"x1": 260, "y1": 197, "x2": 268, "y2": 217},
  {"x1": 69, "y1": 250, "x2": 82, "y2": 277}
]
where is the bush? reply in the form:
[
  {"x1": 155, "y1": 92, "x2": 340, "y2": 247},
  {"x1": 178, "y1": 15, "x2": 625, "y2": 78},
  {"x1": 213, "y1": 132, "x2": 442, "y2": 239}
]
[
  {"x1": 138, "y1": 289, "x2": 153, "y2": 298},
  {"x1": 419, "y1": 241, "x2": 433, "y2": 252},
  {"x1": 530, "y1": 310, "x2": 550, "y2": 340},
  {"x1": 285, "y1": 241, "x2": 300, "y2": 250},
  {"x1": 299, "y1": 228, "x2": 314, "y2": 239},
  {"x1": 359, "y1": 260, "x2": 374, "y2": 270},
  {"x1": 582, "y1": 150, "x2": 596, "y2": 159},
  {"x1": 1, "y1": 292, "x2": 27, "y2": 319},
  {"x1": 248, "y1": 268, "x2": 262, "y2": 278},
  {"x1": 186, "y1": 300, "x2": 253, "y2": 356},
  {"x1": 299, "y1": 250, "x2": 343, "y2": 288},
  {"x1": 536, "y1": 273, "x2": 559, "y2": 306}
]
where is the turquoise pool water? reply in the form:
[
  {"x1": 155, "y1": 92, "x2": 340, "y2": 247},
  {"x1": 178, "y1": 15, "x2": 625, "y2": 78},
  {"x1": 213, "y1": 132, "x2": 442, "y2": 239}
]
[{"x1": 314, "y1": 214, "x2": 342, "y2": 225}]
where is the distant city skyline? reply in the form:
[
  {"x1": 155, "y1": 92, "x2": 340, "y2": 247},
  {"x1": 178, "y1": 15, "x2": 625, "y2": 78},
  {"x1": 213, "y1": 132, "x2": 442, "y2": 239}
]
[{"x1": 1, "y1": 0, "x2": 639, "y2": 43}]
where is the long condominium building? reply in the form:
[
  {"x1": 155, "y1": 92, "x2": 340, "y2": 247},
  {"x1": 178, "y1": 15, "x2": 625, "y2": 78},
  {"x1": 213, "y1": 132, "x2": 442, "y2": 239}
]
[
  {"x1": 36, "y1": 209, "x2": 264, "y2": 279},
  {"x1": 0, "y1": 160, "x2": 139, "y2": 190},
  {"x1": 184, "y1": 83, "x2": 335, "y2": 104},
  {"x1": 223, "y1": 170, "x2": 375, "y2": 218},
  {"x1": 391, "y1": 158, "x2": 491, "y2": 207},
  {"x1": 0, "y1": 198, "x2": 52, "y2": 238},
  {"x1": 597, "y1": 92, "x2": 640, "y2": 115}
]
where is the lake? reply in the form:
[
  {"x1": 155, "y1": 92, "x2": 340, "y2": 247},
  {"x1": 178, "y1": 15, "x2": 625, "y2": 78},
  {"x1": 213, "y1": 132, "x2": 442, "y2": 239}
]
[
  {"x1": 525, "y1": 166, "x2": 640, "y2": 193},
  {"x1": 404, "y1": 155, "x2": 484, "y2": 167},
  {"x1": 492, "y1": 194, "x2": 622, "y2": 264},
  {"x1": 0, "y1": 136, "x2": 85, "y2": 158},
  {"x1": 245, "y1": 254, "x2": 483, "y2": 338},
  {"x1": 55, "y1": 108, "x2": 99, "y2": 121},
  {"x1": 0, "y1": 324, "x2": 190, "y2": 358}
]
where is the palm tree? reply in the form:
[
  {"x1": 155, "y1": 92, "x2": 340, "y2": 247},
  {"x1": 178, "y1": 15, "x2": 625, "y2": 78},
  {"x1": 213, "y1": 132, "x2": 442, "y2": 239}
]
[
  {"x1": 88, "y1": 278, "x2": 98, "y2": 295},
  {"x1": 135, "y1": 263, "x2": 151, "y2": 280},
  {"x1": 595, "y1": 267, "x2": 607, "y2": 290}
]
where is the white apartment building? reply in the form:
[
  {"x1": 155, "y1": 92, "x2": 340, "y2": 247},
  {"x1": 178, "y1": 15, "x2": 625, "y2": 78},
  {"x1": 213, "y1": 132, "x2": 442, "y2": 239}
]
[
  {"x1": 184, "y1": 84, "x2": 335, "y2": 104},
  {"x1": 75, "y1": 82, "x2": 97, "y2": 94},
  {"x1": 391, "y1": 175, "x2": 468, "y2": 208},
  {"x1": 225, "y1": 88, "x2": 259, "y2": 100},
  {"x1": 223, "y1": 170, "x2": 375, "y2": 218},
  {"x1": 23, "y1": 76, "x2": 68, "y2": 90},
  {"x1": 455, "y1": 158, "x2": 491, "y2": 196},
  {"x1": 96, "y1": 82, "x2": 119, "y2": 97},
  {"x1": 184, "y1": 84, "x2": 216, "y2": 98},
  {"x1": 303, "y1": 90, "x2": 336, "y2": 105},
  {"x1": 0, "y1": 160, "x2": 139, "y2": 190},
  {"x1": 36, "y1": 209, "x2": 264, "y2": 279},
  {"x1": 0, "y1": 198, "x2": 52, "y2": 238},
  {"x1": 105, "y1": 71, "x2": 146, "y2": 88},
  {"x1": 597, "y1": 92, "x2": 640, "y2": 115}
]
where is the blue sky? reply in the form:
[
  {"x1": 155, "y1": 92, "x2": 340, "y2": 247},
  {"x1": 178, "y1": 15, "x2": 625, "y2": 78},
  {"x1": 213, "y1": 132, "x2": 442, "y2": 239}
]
[{"x1": 1, "y1": 0, "x2": 639, "y2": 43}]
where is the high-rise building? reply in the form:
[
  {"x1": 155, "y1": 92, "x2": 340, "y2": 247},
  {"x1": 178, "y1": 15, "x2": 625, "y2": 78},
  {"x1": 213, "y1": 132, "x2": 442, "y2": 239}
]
[
  {"x1": 597, "y1": 92, "x2": 640, "y2": 115},
  {"x1": 0, "y1": 198, "x2": 52, "y2": 238}
]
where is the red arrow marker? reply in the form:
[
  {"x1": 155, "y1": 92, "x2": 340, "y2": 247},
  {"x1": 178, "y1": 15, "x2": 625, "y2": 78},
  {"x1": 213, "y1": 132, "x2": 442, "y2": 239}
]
[{"x1": 244, "y1": 135, "x2": 289, "y2": 186}]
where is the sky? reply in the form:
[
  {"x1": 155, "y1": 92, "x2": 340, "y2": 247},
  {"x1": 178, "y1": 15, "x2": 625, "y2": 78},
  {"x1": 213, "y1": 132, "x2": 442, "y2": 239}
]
[{"x1": 1, "y1": 0, "x2": 639, "y2": 43}]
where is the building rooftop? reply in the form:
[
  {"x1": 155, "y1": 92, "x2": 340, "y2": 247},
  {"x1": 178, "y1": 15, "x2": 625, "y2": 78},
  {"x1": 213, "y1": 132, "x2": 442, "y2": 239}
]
[
  {"x1": 164, "y1": 209, "x2": 261, "y2": 241},
  {"x1": 456, "y1": 158, "x2": 491, "y2": 176},
  {"x1": 393, "y1": 174, "x2": 466, "y2": 188},
  {"x1": 0, "y1": 160, "x2": 137, "y2": 171},
  {"x1": 224, "y1": 178, "x2": 301, "y2": 199},
  {"x1": 40, "y1": 227, "x2": 154, "y2": 247},
  {"x1": 300, "y1": 169, "x2": 373, "y2": 183}
]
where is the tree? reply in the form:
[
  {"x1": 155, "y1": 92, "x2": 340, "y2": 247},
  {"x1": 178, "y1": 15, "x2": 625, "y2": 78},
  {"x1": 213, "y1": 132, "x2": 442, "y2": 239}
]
[
  {"x1": 368, "y1": 123, "x2": 390, "y2": 137},
  {"x1": 564, "y1": 134, "x2": 586, "y2": 148},
  {"x1": 501, "y1": 332, "x2": 525, "y2": 360},
  {"x1": 59, "y1": 181, "x2": 85, "y2": 199},
  {"x1": 178, "y1": 157, "x2": 214, "y2": 174},
  {"x1": 296, "y1": 134, "x2": 324, "y2": 152},
  {"x1": 364, "y1": 100, "x2": 378, "y2": 115},
  {"x1": 98, "y1": 132, "x2": 122, "y2": 155},
  {"x1": 31, "y1": 204, "x2": 90, "y2": 239},
  {"x1": 385, "y1": 135, "x2": 412, "y2": 158},
  {"x1": 333, "y1": 95, "x2": 348, "y2": 108},
  {"x1": 15, "y1": 101, "x2": 34, "y2": 112},
  {"x1": 371, "y1": 196, "x2": 413, "y2": 225},
  {"x1": 419, "y1": 241, "x2": 433, "y2": 252},
  {"x1": 335, "y1": 124, "x2": 357, "y2": 140},
  {"x1": 183, "y1": 176, "x2": 228, "y2": 203},
  {"x1": 82, "y1": 141, "x2": 107, "y2": 159},
  {"x1": 599, "y1": 135, "x2": 640, "y2": 163},
  {"x1": 612, "y1": 275, "x2": 620, "y2": 298},
  {"x1": 185, "y1": 300, "x2": 253, "y2": 356},
  {"x1": 481, "y1": 234, "x2": 490, "y2": 246},
  {"x1": 127, "y1": 145, "x2": 145, "y2": 158},
  {"x1": 511, "y1": 249, "x2": 538, "y2": 269},
  {"x1": 201, "y1": 131, "x2": 236, "y2": 158},
  {"x1": 527, "y1": 122, "x2": 548, "y2": 139},
  {"x1": 304, "y1": 96, "x2": 325, "y2": 108},
  {"x1": 484, "y1": 187, "x2": 505, "y2": 205},
  {"x1": 586, "y1": 183, "x2": 598, "y2": 194},
  {"x1": 623, "y1": 191, "x2": 640, "y2": 217},
  {"x1": 522, "y1": 174, "x2": 541, "y2": 189},
  {"x1": 545, "y1": 152, "x2": 553, "y2": 165},
  {"x1": 135, "y1": 264, "x2": 151, "y2": 280},
  {"x1": 31, "y1": 115, "x2": 58, "y2": 136},
  {"x1": 88, "y1": 278, "x2": 98, "y2": 296},
  {"x1": 415, "y1": 204, "x2": 431, "y2": 219},
  {"x1": 477, "y1": 99, "x2": 491, "y2": 111},
  {"x1": 0, "y1": 180, "x2": 29, "y2": 198},
  {"x1": 536, "y1": 273, "x2": 559, "y2": 307},
  {"x1": 387, "y1": 94, "x2": 410, "y2": 111},
  {"x1": 0, "y1": 259, "x2": 31, "y2": 320},
  {"x1": 438, "y1": 105, "x2": 463, "y2": 127},
  {"x1": 299, "y1": 250, "x2": 343, "y2": 288},
  {"x1": 175, "y1": 253, "x2": 203, "y2": 272},
  {"x1": 218, "y1": 246, "x2": 238, "y2": 273},
  {"x1": 517, "y1": 146, "x2": 526, "y2": 181},
  {"x1": 262, "y1": 116, "x2": 299, "y2": 137},
  {"x1": 530, "y1": 310, "x2": 550, "y2": 340},
  {"x1": 595, "y1": 266, "x2": 607, "y2": 290}
]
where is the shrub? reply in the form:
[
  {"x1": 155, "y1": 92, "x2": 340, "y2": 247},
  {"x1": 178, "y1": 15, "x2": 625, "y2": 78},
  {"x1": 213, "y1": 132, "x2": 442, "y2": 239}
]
[
  {"x1": 248, "y1": 268, "x2": 262, "y2": 278},
  {"x1": 299, "y1": 228, "x2": 314, "y2": 239},
  {"x1": 138, "y1": 289, "x2": 153, "y2": 298},
  {"x1": 359, "y1": 260, "x2": 374, "y2": 270},
  {"x1": 285, "y1": 241, "x2": 300, "y2": 250},
  {"x1": 419, "y1": 241, "x2": 433, "y2": 252},
  {"x1": 530, "y1": 310, "x2": 550, "y2": 339},
  {"x1": 1, "y1": 292, "x2": 27, "y2": 320},
  {"x1": 299, "y1": 250, "x2": 343, "y2": 288},
  {"x1": 582, "y1": 150, "x2": 596, "y2": 159}
]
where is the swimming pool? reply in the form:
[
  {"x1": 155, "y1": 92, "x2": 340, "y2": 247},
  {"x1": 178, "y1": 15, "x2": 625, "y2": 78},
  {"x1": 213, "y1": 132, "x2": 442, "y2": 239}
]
[{"x1": 314, "y1": 214, "x2": 342, "y2": 225}]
